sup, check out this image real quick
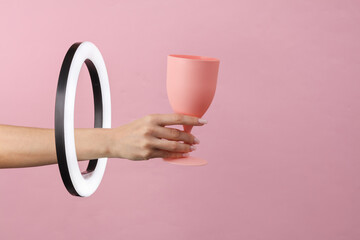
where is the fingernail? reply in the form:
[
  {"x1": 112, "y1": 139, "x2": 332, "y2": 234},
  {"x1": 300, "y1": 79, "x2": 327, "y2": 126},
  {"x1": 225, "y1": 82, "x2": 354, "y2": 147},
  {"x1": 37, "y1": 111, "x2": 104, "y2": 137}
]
[
  {"x1": 182, "y1": 153, "x2": 190, "y2": 157},
  {"x1": 194, "y1": 137, "x2": 200, "y2": 144},
  {"x1": 190, "y1": 145, "x2": 197, "y2": 151},
  {"x1": 198, "y1": 118, "x2": 208, "y2": 124}
]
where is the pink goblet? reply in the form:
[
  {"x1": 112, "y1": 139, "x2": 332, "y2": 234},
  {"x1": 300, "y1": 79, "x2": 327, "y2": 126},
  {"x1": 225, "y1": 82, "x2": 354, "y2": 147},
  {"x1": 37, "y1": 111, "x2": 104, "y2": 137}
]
[{"x1": 163, "y1": 54, "x2": 220, "y2": 166}]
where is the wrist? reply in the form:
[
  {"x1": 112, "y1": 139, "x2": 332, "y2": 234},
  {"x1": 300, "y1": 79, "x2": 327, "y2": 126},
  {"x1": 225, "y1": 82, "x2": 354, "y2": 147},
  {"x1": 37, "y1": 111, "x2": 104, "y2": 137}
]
[{"x1": 100, "y1": 127, "x2": 113, "y2": 158}]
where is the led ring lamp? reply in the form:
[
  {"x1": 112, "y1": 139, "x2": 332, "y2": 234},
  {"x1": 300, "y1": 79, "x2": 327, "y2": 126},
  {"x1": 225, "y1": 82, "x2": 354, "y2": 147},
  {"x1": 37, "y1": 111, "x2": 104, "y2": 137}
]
[{"x1": 55, "y1": 41, "x2": 111, "y2": 197}]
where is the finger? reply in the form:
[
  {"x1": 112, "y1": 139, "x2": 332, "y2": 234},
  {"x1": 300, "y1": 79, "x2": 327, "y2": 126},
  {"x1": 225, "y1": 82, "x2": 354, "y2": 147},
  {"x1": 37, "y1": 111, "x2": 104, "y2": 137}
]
[
  {"x1": 151, "y1": 126, "x2": 199, "y2": 144},
  {"x1": 152, "y1": 113, "x2": 207, "y2": 127},
  {"x1": 149, "y1": 149, "x2": 189, "y2": 159},
  {"x1": 151, "y1": 138, "x2": 196, "y2": 153}
]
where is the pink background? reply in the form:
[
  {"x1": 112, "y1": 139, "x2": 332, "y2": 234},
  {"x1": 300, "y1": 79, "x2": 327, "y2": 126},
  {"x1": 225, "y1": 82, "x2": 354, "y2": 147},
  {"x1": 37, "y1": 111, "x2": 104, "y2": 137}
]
[{"x1": 0, "y1": 0, "x2": 360, "y2": 239}]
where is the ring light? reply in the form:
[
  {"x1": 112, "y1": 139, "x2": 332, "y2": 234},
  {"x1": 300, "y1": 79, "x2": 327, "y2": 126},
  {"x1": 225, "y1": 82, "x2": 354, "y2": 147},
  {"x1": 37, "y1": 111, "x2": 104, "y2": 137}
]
[{"x1": 55, "y1": 41, "x2": 111, "y2": 197}]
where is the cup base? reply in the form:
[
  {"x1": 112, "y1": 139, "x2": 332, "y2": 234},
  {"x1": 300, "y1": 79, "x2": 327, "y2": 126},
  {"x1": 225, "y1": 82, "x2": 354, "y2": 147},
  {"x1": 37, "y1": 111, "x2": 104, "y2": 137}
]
[{"x1": 163, "y1": 156, "x2": 208, "y2": 166}]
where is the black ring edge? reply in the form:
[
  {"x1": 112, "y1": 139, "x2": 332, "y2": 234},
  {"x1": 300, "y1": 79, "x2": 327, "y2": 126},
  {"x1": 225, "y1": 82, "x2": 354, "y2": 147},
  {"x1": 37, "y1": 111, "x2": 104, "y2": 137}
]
[{"x1": 55, "y1": 42, "x2": 104, "y2": 197}]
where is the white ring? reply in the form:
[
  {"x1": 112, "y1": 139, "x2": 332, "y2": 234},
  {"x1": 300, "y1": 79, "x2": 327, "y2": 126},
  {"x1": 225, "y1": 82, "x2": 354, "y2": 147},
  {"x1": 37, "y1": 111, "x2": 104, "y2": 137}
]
[{"x1": 55, "y1": 41, "x2": 111, "y2": 197}]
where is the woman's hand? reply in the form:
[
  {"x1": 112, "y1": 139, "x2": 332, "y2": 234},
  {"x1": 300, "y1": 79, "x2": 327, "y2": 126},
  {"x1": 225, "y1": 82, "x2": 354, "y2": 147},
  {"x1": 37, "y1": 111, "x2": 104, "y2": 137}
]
[{"x1": 108, "y1": 113, "x2": 207, "y2": 160}]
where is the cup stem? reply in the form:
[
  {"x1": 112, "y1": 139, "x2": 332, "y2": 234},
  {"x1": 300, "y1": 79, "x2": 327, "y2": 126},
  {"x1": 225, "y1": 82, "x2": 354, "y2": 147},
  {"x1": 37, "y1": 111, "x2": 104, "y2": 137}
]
[{"x1": 183, "y1": 125, "x2": 193, "y2": 133}]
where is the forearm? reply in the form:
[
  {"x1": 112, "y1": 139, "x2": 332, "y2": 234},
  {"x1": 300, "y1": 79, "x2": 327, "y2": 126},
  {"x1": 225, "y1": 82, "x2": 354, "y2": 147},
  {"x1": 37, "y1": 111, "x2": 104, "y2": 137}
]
[{"x1": 0, "y1": 124, "x2": 111, "y2": 168}]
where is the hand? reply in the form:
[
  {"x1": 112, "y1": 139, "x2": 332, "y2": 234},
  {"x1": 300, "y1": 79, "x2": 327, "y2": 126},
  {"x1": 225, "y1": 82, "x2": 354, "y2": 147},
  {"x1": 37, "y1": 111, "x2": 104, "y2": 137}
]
[{"x1": 108, "y1": 113, "x2": 206, "y2": 160}]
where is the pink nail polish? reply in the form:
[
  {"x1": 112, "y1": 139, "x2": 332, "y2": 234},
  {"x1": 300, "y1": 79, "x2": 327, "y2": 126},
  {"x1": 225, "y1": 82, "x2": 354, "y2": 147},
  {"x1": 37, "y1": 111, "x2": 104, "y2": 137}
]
[{"x1": 198, "y1": 118, "x2": 208, "y2": 124}]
